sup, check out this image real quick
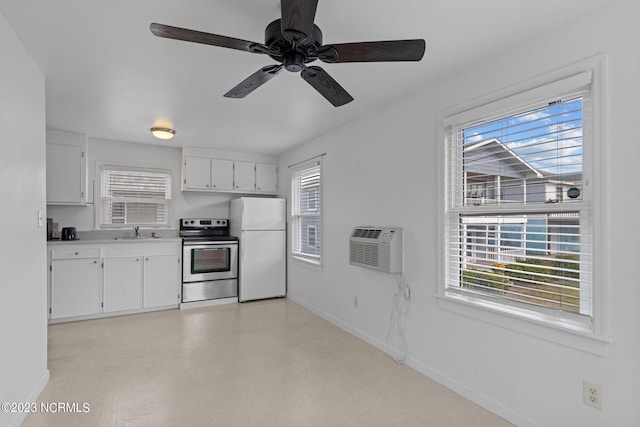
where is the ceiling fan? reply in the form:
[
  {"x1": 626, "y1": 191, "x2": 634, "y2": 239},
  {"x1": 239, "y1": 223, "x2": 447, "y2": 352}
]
[{"x1": 150, "y1": 0, "x2": 425, "y2": 107}]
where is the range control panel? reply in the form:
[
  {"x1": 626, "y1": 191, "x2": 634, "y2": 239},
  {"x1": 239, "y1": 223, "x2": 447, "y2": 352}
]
[{"x1": 180, "y1": 218, "x2": 228, "y2": 229}]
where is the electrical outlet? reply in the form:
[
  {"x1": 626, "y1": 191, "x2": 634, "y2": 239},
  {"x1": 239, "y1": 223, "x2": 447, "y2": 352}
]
[
  {"x1": 583, "y1": 381, "x2": 602, "y2": 410},
  {"x1": 353, "y1": 296, "x2": 358, "y2": 308}
]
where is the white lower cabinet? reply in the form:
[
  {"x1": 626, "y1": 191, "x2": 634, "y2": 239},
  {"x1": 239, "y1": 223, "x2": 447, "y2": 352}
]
[
  {"x1": 143, "y1": 254, "x2": 180, "y2": 307},
  {"x1": 49, "y1": 240, "x2": 181, "y2": 322},
  {"x1": 50, "y1": 251, "x2": 102, "y2": 319},
  {"x1": 103, "y1": 256, "x2": 143, "y2": 312},
  {"x1": 103, "y1": 243, "x2": 181, "y2": 313}
]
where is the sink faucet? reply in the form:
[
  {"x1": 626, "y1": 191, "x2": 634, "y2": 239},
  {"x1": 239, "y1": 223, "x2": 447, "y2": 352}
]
[{"x1": 134, "y1": 226, "x2": 140, "y2": 238}]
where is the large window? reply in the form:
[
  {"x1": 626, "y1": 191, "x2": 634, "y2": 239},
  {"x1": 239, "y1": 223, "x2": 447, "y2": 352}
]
[
  {"x1": 100, "y1": 166, "x2": 172, "y2": 228},
  {"x1": 443, "y1": 69, "x2": 601, "y2": 333},
  {"x1": 291, "y1": 160, "x2": 321, "y2": 263}
]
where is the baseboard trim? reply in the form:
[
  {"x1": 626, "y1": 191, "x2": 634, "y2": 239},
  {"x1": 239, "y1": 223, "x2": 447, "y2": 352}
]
[
  {"x1": 287, "y1": 294, "x2": 389, "y2": 353},
  {"x1": 286, "y1": 295, "x2": 538, "y2": 427},
  {"x1": 405, "y1": 356, "x2": 539, "y2": 427}
]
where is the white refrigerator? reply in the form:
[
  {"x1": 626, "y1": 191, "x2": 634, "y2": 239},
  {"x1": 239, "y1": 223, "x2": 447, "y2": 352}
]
[{"x1": 230, "y1": 197, "x2": 286, "y2": 302}]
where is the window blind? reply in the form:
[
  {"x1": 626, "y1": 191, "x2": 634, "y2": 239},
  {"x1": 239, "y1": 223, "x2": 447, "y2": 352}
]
[
  {"x1": 446, "y1": 89, "x2": 593, "y2": 319},
  {"x1": 101, "y1": 167, "x2": 172, "y2": 227},
  {"x1": 291, "y1": 162, "x2": 321, "y2": 261},
  {"x1": 461, "y1": 96, "x2": 585, "y2": 207}
]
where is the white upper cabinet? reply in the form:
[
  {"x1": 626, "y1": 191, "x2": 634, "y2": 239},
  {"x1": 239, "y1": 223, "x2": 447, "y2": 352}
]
[
  {"x1": 233, "y1": 161, "x2": 256, "y2": 192},
  {"x1": 183, "y1": 156, "x2": 212, "y2": 190},
  {"x1": 256, "y1": 163, "x2": 278, "y2": 193},
  {"x1": 46, "y1": 130, "x2": 87, "y2": 205},
  {"x1": 182, "y1": 148, "x2": 278, "y2": 195},
  {"x1": 211, "y1": 159, "x2": 234, "y2": 191}
]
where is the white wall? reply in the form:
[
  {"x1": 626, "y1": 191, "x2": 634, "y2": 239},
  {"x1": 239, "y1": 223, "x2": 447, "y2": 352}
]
[
  {"x1": 279, "y1": 1, "x2": 640, "y2": 426},
  {"x1": 47, "y1": 137, "x2": 263, "y2": 231},
  {"x1": 0, "y1": 13, "x2": 49, "y2": 427}
]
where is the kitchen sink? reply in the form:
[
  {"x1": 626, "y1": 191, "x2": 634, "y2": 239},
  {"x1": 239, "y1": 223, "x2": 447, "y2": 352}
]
[{"x1": 112, "y1": 236, "x2": 161, "y2": 240}]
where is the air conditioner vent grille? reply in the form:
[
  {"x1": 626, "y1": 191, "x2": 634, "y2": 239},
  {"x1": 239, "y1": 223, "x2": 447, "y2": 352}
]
[
  {"x1": 353, "y1": 228, "x2": 382, "y2": 239},
  {"x1": 350, "y1": 242, "x2": 378, "y2": 268}
]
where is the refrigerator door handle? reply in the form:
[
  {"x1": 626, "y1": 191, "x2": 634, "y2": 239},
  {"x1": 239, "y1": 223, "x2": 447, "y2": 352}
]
[{"x1": 241, "y1": 235, "x2": 245, "y2": 263}]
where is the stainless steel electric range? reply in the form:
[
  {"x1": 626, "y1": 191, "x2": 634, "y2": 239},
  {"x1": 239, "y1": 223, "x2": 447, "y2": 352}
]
[{"x1": 180, "y1": 218, "x2": 238, "y2": 303}]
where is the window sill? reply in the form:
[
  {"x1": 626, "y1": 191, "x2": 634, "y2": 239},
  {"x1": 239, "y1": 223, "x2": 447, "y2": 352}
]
[
  {"x1": 436, "y1": 292, "x2": 611, "y2": 356},
  {"x1": 290, "y1": 255, "x2": 322, "y2": 272}
]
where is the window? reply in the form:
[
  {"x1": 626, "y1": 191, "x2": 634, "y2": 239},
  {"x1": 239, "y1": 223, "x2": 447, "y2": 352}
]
[
  {"x1": 100, "y1": 166, "x2": 172, "y2": 227},
  {"x1": 307, "y1": 225, "x2": 317, "y2": 247},
  {"x1": 291, "y1": 160, "x2": 321, "y2": 263},
  {"x1": 307, "y1": 188, "x2": 318, "y2": 211},
  {"x1": 443, "y1": 70, "x2": 600, "y2": 333}
]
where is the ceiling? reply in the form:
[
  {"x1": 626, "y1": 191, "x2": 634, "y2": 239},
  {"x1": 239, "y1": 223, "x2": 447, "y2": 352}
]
[{"x1": 0, "y1": 0, "x2": 607, "y2": 155}]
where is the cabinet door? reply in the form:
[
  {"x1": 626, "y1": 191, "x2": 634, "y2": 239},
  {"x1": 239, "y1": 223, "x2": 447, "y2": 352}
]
[
  {"x1": 234, "y1": 161, "x2": 255, "y2": 192},
  {"x1": 46, "y1": 143, "x2": 85, "y2": 204},
  {"x1": 255, "y1": 163, "x2": 278, "y2": 193},
  {"x1": 211, "y1": 159, "x2": 234, "y2": 191},
  {"x1": 184, "y1": 156, "x2": 211, "y2": 190},
  {"x1": 143, "y1": 255, "x2": 180, "y2": 308},
  {"x1": 51, "y1": 258, "x2": 101, "y2": 319},
  {"x1": 103, "y1": 257, "x2": 143, "y2": 312}
]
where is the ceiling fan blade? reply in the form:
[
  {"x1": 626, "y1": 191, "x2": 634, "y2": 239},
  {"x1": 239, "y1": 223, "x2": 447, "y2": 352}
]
[
  {"x1": 224, "y1": 65, "x2": 284, "y2": 98},
  {"x1": 318, "y1": 39, "x2": 426, "y2": 63},
  {"x1": 301, "y1": 66, "x2": 354, "y2": 107},
  {"x1": 150, "y1": 23, "x2": 270, "y2": 54},
  {"x1": 281, "y1": 0, "x2": 318, "y2": 44}
]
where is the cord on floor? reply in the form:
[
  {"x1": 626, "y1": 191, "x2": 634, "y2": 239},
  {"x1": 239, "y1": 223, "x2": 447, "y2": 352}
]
[{"x1": 386, "y1": 273, "x2": 411, "y2": 364}]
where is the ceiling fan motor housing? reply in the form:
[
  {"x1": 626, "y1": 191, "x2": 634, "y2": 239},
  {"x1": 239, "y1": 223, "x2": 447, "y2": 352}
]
[{"x1": 265, "y1": 19, "x2": 323, "y2": 72}]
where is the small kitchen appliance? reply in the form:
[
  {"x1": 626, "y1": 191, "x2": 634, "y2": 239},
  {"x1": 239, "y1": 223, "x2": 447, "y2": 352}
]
[
  {"x1": 47, "y1": 218, "x2": 53, "y2": 240},
  {"x1": 180, "y1": 218, "x2": 238, "y2": 303},
  {"x1": 61, "y1": 227, "x2": 77, "y2": 241}
]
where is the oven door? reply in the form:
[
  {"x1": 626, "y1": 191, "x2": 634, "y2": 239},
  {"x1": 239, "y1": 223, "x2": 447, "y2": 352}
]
[{"x1": 183, "y1": 241, "x2": 238, "y2": 282}]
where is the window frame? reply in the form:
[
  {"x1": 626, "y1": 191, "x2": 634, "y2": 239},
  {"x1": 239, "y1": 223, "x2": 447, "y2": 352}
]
[
  {"x1": 97, "y1": 163, "x2": 173, "y2": 229},
  {"x1": 290, "y1": 158, "x2": 322, "y2": 266},
  {"x1": 437, "y1": 56, "x2": 610, "y2": 354}
]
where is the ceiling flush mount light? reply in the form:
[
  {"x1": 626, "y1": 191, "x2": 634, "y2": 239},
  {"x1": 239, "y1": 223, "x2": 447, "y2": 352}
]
[{"x1": 150, "y1": 127, "x2": 176, "y2": 140}]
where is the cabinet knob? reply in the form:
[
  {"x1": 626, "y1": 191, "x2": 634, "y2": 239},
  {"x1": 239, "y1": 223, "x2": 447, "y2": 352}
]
[
  {"x1": 93, "y1": 260, "x2": 97, "y2": 264},
  {"x1": 136, "y1": 258, "x2": 140, "y2": 262},
  {"x1": 145, "y1": 258, "x2": 149, "y2": 261},
  {"x1": 75, "y1": 252, "x2": 78, "y2": 255},
  {"x1": 206, "y1": 184, "x2": 210, "y2": 187}
]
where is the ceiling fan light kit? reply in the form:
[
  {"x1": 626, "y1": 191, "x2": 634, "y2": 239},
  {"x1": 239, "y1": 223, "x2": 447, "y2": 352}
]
[
  {"x1": 150, "y1": 127, "x2": 176, "y2": 140},
  {"x1": 150, "y1": 0, "x2": 425, "y2": 107}
]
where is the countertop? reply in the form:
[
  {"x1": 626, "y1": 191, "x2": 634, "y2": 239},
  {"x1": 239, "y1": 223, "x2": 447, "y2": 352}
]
[
  {"x1": 48, "y1": 229, "x2": 182, "y2": 246},
  {"x1": 47, "y1": 237, "x2": 182, "y2": 245}
]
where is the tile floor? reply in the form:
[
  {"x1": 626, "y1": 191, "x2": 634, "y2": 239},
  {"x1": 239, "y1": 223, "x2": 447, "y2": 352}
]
[{"x1": 23, "y1": 299, "x2": 513, "y2": 426}]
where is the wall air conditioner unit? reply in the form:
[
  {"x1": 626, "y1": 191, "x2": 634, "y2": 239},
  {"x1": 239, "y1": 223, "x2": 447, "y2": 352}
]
[{"x1": 349, "y1": 227, "x2": 403, "y2": 273}]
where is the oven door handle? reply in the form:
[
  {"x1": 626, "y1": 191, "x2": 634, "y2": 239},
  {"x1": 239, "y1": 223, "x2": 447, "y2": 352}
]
[{"x1": 183, "y1": 242, "x2": 237, "y2": 249}]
